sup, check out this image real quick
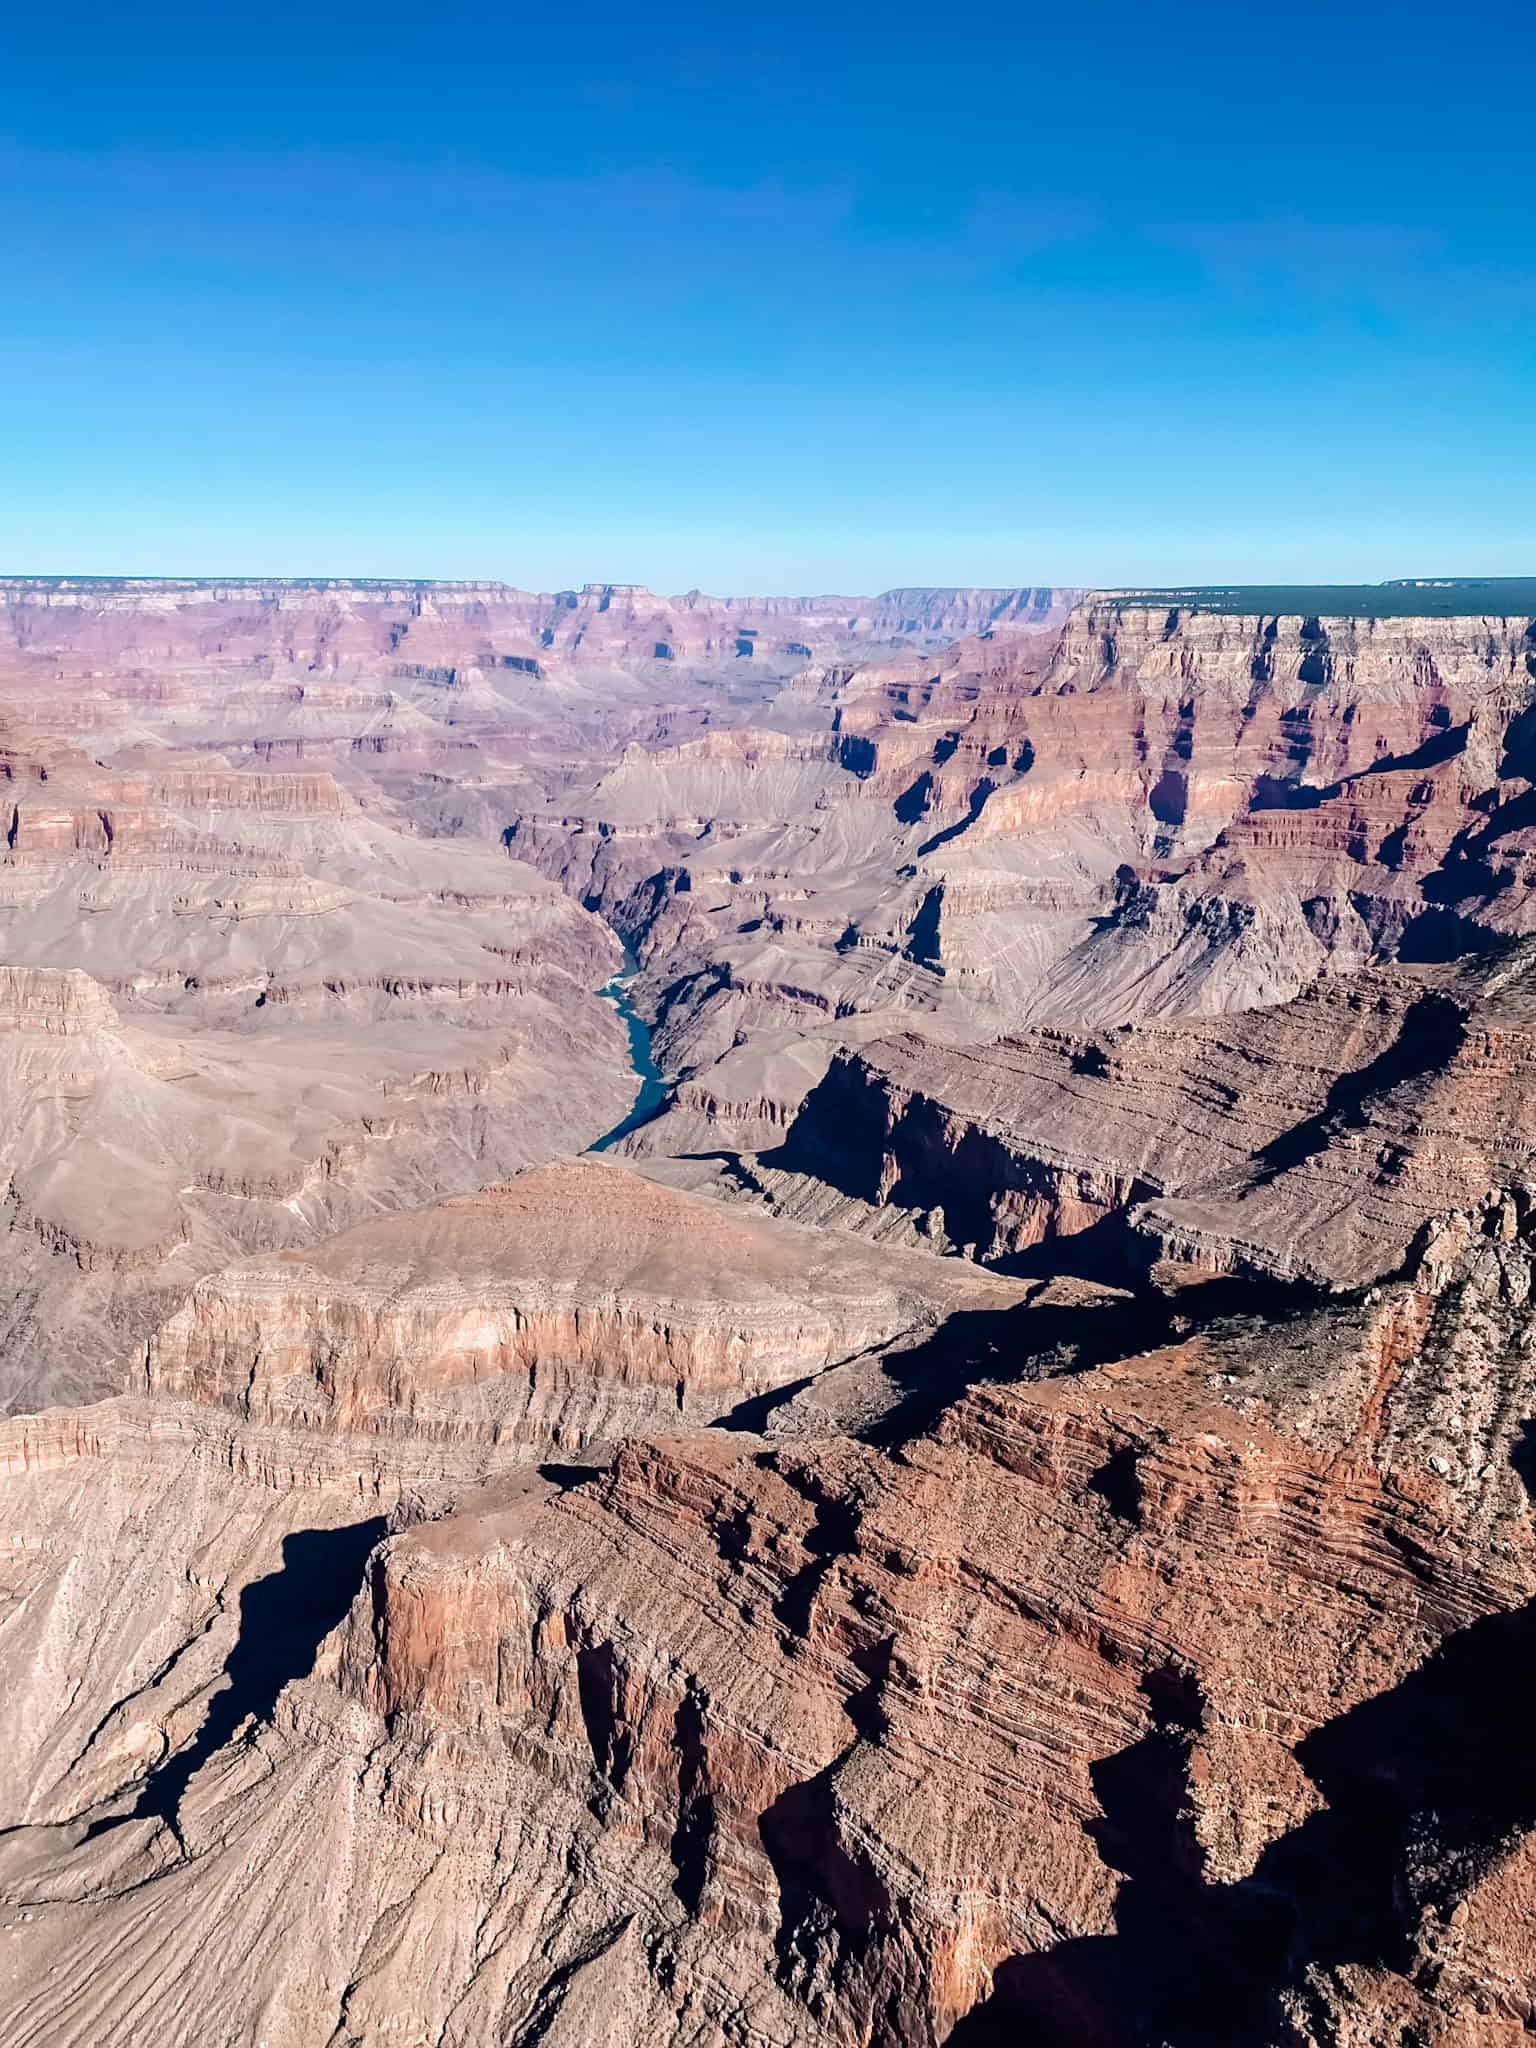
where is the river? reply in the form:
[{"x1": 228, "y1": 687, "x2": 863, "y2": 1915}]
[{"x1": 588, "y1": 942, "x2": 667, "y2": 1152}]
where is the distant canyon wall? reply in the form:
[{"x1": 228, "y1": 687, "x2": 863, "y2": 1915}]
[{"x1": 0, "y1": 576, "x2": 1081, "y2": 670}]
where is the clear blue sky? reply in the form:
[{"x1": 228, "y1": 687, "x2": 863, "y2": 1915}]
[{"x1": 2, "y1": 0, "x2": 1532, "y2": 591}]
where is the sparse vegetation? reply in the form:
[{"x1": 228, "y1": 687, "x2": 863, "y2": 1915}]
[{"x1": 1110, "y1": 578, "x2": 1536, "y2": 619}]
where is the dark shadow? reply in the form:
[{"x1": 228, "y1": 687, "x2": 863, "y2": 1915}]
[
  {"x1": 1397, "y1": 905, "x2": 1508, "y2": 963},
  {"x1": 917, "y1": 777, "x2": 996, "y2": 857},
  {"x1": 760, "y1": 1753, "x2": 892, "y2": 1986},
  {"x1": 861, "y1": 1259, "x2": 1317, "y2": 1454},
  {"x1": 1499, "y1": 698, "x2": 1536, "y2": 781},
  {"x1": 893, "y1": 771, "x2": 934, "y2": 825},
  {"x1": 1249, "y1": 721, "x2": 1466, "y2": 819},
  {"x1": 903, "y1": 883, "x2": 944, "y2": 963},
  {"x1": 1417, "y1": 783, "x2": 1536, "y2": 917},
  {"x1": 1085, "y1": 1442, "x2": 1142, "y2": 1521},
  {"x1": 760, "y1": 1062, "x2": 892, "y2": 1205},
  {"x1": 857, "y1": 1294, "x2": 1152, "y2": 1451},
  {"x1": 1245, "y1": 989, "x2": 1465, "y2": 1185},
  {"x1": 713, "y1": 1372, "x2": 820, "y2": 1434},
  {"x1": 946, "y1": 1455, "x2": 1536, "y2": 2045},
  {"x1": 538, "y1": 1461, "x2": 606, "y2": 1490},
  {"x1": 1361, "y1": 719, "x2": 1469, "y2": 777},
  {"x1": 1148, "y1": 768, "x2": 1187, "y2": 828},
  {"x1": 772, "y1": 1490, "x2": 861, "y2": 1634},
  {"x1": 89, "y1": 1517, "x2": 386, "y2": 1845},
  {"x1": 1249, "y1": 772, "x2": 1322, "y2": 811},
  {"x1": 577, "y1": 1641, "x2": 633, "y2": 1802},
  {"x1": 1511, "y1": 1419, "x2": 1536, "y2": 1503},
  {"x1": 669, "y1": 1683, "x2": 714, "y2": 1912}
]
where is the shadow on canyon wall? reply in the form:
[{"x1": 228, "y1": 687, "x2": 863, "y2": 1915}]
[
  {"x1": 946, "y1": 1495, "x2": 1536, "y2": 2046},
  {"x1": 88, "y1": 1516, "x2": 387, "y2": 1846}
]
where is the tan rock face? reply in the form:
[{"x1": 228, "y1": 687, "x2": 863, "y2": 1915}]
[
  {"x1": 7, "y1": 583, "x2": 1536, "y2": 2047},
  {"x1": 144, "y1": 1159, "x2": 1029, "y2": 1450},
  {"x1": 0, "y1": 715, "x2": 637, "y2": 1414},
  {"x1": 0, "y1": 964, "x2": 119, "y2": 1034},
  {"x1": 7, "y1": 1212, "x2": 1536, "y2": 2046}
]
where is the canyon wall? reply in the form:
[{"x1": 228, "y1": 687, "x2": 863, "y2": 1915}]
[
  {"x1": 4, "y1": 580, "x2": 1536, "y2": 2045},
  {"x1": 5, "y1": 1149, "x2": 1536, "y2": 2045}
]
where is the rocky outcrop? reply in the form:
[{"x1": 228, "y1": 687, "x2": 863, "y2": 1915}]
[
  {"x1": 0, "y1": 718, "x2": 638, "y2": 1415},
  {"x1": 6, "y1": 1200, "x2": 1536, "y2": 2045},
  {"x1": 144, "y1": 1159, "x2": 1029, "y2": 1449},
  {"x1": 490, "y1": 595, "x2": 1536, "y2": 1168},
  {"x1": 0, "y1": 964, "x2": 119, "y2": 1035},
  {"x1": 766, "y1": 938, "x2": 1536, "y2": 1293},
  {"x1": 9, "y1": 577, "x2": 1536, "y2": 2048},
  {"x1": 0, "y1": 1389, "x2": 539, "y2": 1837}
]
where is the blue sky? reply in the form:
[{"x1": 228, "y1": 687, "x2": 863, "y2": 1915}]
[{"x1": 2, "y1": 0, "x2": 1533, "y2": 591}]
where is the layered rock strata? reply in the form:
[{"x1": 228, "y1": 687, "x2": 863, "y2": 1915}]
[
  {"x1": 0, "y1": 721, "x2": 633, "y2": 1413},
  {"x1": 5, "y1": 580, "x2": 1536, "y2": 2047},
  {"x1": 5, "y1": 1192, "x2": 1536, "y2": 2044},
  {"x1": 764, "y1": 939, "x2": 1536, "y2": 1292},
  {"x1": 144, "y1": 1159, "x2": 1028, "y2": 1450}
]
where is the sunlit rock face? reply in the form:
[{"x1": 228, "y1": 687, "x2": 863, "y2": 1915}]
[
  {"x1": 6, "y1": 581, "x2": 1536, "y2": 2045},
  {"x1": 143, "y1": 1158, "x2": 1027, "y2": 1450}
]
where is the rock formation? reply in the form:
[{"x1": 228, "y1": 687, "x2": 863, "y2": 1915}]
[
  {"x1": 0, "y1": 719, "x2": 633, "y2": 1411},
  {"x1": 143, "y1": 1160, "x2": 1027, "y2": 1451},
  {"x1": 3, "y1": 576, "x2": 1536, "y2": 2046}
]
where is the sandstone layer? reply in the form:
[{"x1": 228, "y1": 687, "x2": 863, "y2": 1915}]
[
  {"x1": 0, "y1": 717, "x2": 633, "y2": 1411},
  {"x1": 502, "y1": 597, "x2": 1536, "y2": 1166},
  {"x1": 144, "y1": 1159, "x2": 1027, "y2": 1452},
  {"x1": 4, "y1": 579, "x2": 1536, "y2": 2048},
  {"x1": 762, "y1": 939, "x2": 1536, "y2": 1293},
  {"x1": 5, "y1": 1176, "x2": 1536, "y2": 2044}
]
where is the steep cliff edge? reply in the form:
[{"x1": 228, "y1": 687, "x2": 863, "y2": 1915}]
[
  {"x1": 763, "y1": 938, "x2": 1536, "y2": 1293},
  {"x1": 144, "y1": 1159, "x2": 1028, "y2": 1450},
  {"x1": 503, "y1": 598, "x2": 1536, "y2": 1168},
  {"x1": 5, "y1": 1196, "x2": 1536, "y2": 2045}
]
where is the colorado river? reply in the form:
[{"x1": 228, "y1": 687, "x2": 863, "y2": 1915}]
[{"x1": 589, "y1": 942, "x2": 667, "y2": 1152}]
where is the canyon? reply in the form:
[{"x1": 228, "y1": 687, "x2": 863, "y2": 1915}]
[{"x1": 4, "y1": 574, "x2": 1536, "y2": 2045}]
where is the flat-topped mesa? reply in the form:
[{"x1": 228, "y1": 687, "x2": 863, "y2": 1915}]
[
  {"x1": 0, "y1": 575, "x2": 520, "y2": 602},
  {"x1": 1052, "y1": 599, "x2": 1536, "y2": 701},
  {"x1": 0, "y1": 965, "x2": 119, "y2": 1036},
  {"x1": 144, "y1": 1158, "x2": 1027, "y2": 1449},
  {"x1": 141, "y1": 769, "x2": 352, "y2": 815},
  {"x1": 4, "y1": 771, "x2": 355, "y2": 861}
]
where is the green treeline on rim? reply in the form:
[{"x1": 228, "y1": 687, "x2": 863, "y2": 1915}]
[{"x1": 1106, "y1": 578, "x2": 1536, "y2": 620}]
